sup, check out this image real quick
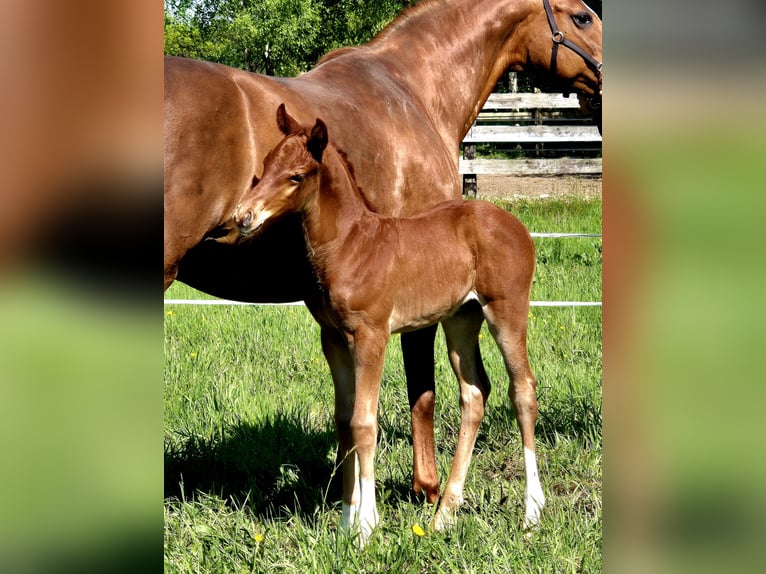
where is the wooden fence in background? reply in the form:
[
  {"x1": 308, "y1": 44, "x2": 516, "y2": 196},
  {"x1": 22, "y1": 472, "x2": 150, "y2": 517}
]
[{"x1": 460, "y1": 93, "x2": 602, "y2": 196}]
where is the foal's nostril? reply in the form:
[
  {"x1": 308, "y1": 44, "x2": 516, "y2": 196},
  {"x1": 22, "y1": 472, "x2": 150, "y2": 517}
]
[{"x1": 241, "y1": 210, "x2": 253, "y2": 229}]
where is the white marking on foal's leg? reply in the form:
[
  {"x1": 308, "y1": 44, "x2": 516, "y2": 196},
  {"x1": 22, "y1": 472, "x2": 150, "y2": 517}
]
[
  {"x1": 340, "y1": 451, "x2": 361, "y2": 532},
  {"x1": 341, "y1": 502, "x2": 356, "y2": 530},
  {"x1": 523, "y1": 446, "x2": 546, "y2": 528},
  {"x1": 340, "y1": 502, "x2": 359, "y2": 532},
  {"x1": 356, "y1": 476, "x2": 379, "y2": 542}
]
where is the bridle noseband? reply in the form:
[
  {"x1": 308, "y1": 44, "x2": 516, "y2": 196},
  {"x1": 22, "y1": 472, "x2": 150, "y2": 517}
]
[{"x1": 542, "y1": 0, "x2": 603, "y2": 89}]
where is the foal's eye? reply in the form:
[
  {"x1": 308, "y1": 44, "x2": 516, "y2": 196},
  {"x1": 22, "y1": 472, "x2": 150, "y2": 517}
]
[
  {"x1": 572, "y1": 13, "x2": 593, "y2": 27},
  {"x1": 289, "y1": 174, "x2": 305, "y2": 184}
]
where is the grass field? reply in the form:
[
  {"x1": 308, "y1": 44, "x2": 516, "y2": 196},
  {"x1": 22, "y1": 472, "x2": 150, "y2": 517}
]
[{"x1": 164, "y1": 197, "x2": 602, "y2": 573}]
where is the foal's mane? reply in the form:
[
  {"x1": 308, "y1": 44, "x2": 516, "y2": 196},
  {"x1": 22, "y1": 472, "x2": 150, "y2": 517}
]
[{"x1": 324, "y1": 143, "x2": 376, "y2": 214}]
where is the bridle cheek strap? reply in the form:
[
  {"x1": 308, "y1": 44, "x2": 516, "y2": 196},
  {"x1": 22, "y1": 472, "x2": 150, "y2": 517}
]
[{"x1": 542, "y1": 0, "x2": 603, "y2": 78}]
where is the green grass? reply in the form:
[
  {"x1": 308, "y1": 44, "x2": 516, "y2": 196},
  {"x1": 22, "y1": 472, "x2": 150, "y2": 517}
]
[{"x1": 164, "y1": 197, "x2": 601, "y2": 573}]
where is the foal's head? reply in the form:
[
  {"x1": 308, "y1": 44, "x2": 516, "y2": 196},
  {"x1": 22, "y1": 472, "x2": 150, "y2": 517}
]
[{"x1": 234, "y1": 104, "x2": 328, "y2": 236}]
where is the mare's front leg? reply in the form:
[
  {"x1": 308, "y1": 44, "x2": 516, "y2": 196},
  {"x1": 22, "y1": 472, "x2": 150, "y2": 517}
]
[
  {"x1": 349, "y1": 326, "x2": 388, "y2": 544},
  {"x1": 402, "y1": 326, "x2": 440, "y2": 503},
  {"x1": 320, "y1": 329, "x2": 360, "y2": 531}
]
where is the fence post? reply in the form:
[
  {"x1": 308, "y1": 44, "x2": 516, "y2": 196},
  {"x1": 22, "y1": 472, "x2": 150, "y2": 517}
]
[
  {"x1": 462, "y1": 143, "x2": 477, "y2": 198},
  {"x1": 533, "y1": 88, "x2": 543, "y2": 158}
]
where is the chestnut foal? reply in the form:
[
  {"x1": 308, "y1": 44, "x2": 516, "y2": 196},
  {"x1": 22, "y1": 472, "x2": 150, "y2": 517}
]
[{"x1": 234, "y1": 106, "x2": 544, "y2": 543}]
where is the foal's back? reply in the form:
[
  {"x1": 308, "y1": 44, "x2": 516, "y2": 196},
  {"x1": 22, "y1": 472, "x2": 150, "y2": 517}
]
[
  {"x1": 396, "y1": 199, "x2": 535, "y2": 298},
  {"x1": 336, "y1": 199, "x2": 535, "y2": 334}
]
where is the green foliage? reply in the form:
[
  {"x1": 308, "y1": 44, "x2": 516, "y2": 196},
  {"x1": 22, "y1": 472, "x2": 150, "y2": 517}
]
[
  {"x1": 165, "y1": 0, "x2": 322, "y2": 74},
  {"x1": 329, "y1": 0, "x2": 414, "y2": 47},
  {"x1": 164, "y1": 0, "x2": 417, "y2": 75}
]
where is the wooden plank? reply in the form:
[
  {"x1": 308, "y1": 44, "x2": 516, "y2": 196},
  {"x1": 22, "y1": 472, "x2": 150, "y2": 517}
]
[
  {"x1": 463, "y1": 124, "x2": 602, "y2": 144},
  {"x1": 459, "y1": 158, "x2": 602, "y2": 176},
  {"x1": 481, "y1": 92, "x2": 583, "y2": 110}
]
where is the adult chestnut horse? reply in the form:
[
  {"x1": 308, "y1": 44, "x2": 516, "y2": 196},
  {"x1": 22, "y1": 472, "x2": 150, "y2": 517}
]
[
  {"x1": 233, "y1": 105, "x2": 541, "y2": 541},
  {"x1": 164, "y1": 0, "x2": 602, "y2": 504}
]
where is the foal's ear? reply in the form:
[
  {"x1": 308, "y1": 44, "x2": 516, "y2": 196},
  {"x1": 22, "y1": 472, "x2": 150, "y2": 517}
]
[
  {"x1": 308, "y1": 119, "x2": 328, "y2": 163},
  {"x1": 276, "y1": 103, "x2": 302, "y2": 135}
]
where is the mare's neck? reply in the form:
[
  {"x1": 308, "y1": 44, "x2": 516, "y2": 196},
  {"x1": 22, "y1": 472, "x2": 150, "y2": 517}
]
[
  {"x1": 365, "y1": 0, "x2": 533, "y2": 147},
  {"x1": 302, "y1": 146, "x2": 376, "y2": 250}
]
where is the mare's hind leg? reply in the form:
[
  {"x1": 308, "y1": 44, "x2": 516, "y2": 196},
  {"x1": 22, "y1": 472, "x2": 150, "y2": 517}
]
[
  {"x1": 402, "y1": 326, "x2": 440, "y2": 503},
  {"x1": 484, "y1": 300, "x2": 545, "y2": 527},
  {"x1": 320, "y1": 328, "x2": 360, "y2": 531},
  {"x1": 431, "y1": 303, "x2": 491, "y2": 531}
]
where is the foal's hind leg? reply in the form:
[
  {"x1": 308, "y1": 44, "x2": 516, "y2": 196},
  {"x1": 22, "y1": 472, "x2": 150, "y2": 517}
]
[
  {"x1": 431, "y1": 304, "x2": 491, "y2": 531},
  {"x1": 484, "y1": 300, "x2": 545, "y2": 527}
]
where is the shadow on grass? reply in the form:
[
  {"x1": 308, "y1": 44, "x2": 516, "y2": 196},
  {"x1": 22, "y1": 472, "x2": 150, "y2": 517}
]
[
  {"x1": 535, "y1": 398, "x2": 602, "y2": 448},
  {"x1": 164, "y1": 411, "x2": 340, "y2": 519},
  {"x1": 164, "y1": 400, "x2": 600, "y2": 523},
  {"x1": 482, "y1": 400, "x2": 601, "y2": 450}
]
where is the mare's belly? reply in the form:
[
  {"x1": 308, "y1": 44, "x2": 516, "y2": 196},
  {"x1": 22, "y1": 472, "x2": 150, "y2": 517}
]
[{"x1": 176, "y1": 215, "x2": 313, "y2": 303}]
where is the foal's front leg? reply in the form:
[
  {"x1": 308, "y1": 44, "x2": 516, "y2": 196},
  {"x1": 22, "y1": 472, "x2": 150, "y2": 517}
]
[
  {"x1": 349, "y1": 326, "x2": 388, "y2": 543},
  {"x1": 320, "y1": 329, "x2": 360, "y2": 530}
]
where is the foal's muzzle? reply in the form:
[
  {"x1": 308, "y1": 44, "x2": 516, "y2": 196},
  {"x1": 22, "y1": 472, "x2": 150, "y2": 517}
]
[{"x1": 233, "y1": 206, "x2": 258, "y2": 236}]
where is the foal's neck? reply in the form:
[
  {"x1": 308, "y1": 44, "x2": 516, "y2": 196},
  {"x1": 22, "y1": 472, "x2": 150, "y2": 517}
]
[{"x1": 302, "y1": 146, "x2": 377, "y2": 249}]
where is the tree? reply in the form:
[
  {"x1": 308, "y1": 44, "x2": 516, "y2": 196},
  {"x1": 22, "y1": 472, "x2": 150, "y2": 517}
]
[
  {"x1": 164, "y1": 0, "x2": 322, "y2": 75},
  {"x1": 164, "y1": 0, "x2": 418, "y2": 75},
  {"x1": 321, "y1": 1, "x2": 415, "y2": 48}
]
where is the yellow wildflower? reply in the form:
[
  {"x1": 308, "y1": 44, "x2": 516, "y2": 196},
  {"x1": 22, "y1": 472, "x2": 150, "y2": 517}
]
[{"x1": 412, "y1": 524, "x2": 425, "y2": 537}]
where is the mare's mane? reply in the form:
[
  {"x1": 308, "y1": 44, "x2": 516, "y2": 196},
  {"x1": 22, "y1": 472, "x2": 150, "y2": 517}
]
[
  {"x1": 367, "y1": 0, "x2": 446, "y2": 46},
  {"x1": 316, "y1": 46, "x2": 363, "y2": 66},
  {"x1": 315, "y1": 0, "x2": 446, "y2": 66}
]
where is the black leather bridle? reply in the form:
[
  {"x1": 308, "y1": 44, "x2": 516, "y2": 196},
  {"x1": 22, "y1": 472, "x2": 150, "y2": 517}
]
[{"x1": 542, "y1": 0, "x2": 602, "y2": 83}]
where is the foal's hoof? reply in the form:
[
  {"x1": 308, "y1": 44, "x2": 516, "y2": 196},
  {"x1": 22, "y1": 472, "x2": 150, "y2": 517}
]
[
  {"x1": 340, "y1": 503, "x2": 379, "y2": 548},
  {"x1": 523, "y1": 490, "x2": 545, "y2": 530},
  {"x1": 429, "y1": 494, "x2": 463, "y2": 532},
  {"x1": 429, "y1": 507, "x2": 454, "y2": 532}
]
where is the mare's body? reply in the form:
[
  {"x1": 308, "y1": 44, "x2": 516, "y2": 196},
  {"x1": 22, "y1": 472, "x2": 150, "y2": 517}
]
[
  {"x1": 233, "y1": 108, "x2": 542, "y2": 541},
  {"x1": 165, "y1": 0, "x2": 602, "y2": 503}
]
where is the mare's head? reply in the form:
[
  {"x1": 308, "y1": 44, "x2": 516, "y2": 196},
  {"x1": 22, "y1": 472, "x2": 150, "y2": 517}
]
[
  {"x1": 520, "y1": 0, "x2": 602, "y2": 101},
  {"x1": 234, "y1": 104, "x2": 328, "y2": 236}
]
